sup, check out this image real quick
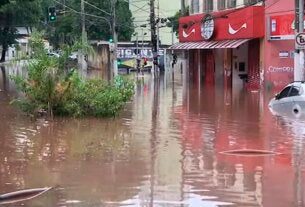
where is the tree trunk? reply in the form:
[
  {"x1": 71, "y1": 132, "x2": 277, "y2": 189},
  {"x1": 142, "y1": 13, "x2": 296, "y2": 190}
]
[{"x1": 0, "y1": 45, "x2": 7, "y2": 63}]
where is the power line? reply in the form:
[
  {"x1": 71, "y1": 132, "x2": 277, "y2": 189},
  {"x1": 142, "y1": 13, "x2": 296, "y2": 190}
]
[
  {"x1": 123, "y1": 0, "x2": 150, "y2": 13},
  {"x1": 83, "y1": 0, "x2": 111, "y2": 16},
  {"x1": 52, "y1": 0, "x2": 111, "y2": 26},
  {"x1": 52, "y1": 0, "x2": 136, "y2": 34},
  {"x1": 133, "y1": 4, "x2": 150, "y2": 13}
]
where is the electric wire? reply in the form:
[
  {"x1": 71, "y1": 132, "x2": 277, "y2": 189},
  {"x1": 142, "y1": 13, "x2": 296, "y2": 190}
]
[{"x1": 83, "y1": 0, "x2": 111, "y2": 16}]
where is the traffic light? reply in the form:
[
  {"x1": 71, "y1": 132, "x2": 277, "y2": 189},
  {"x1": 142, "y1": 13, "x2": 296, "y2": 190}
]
[
  {"x1": 48, "y1": 7, "x2": 56, "y2": 22},
  {"x1": 117, "y1": 59, "x2": 122, "y2": 66},
  {"x1": 109, "y1": 37, "x2": 113, "y2": 43}
]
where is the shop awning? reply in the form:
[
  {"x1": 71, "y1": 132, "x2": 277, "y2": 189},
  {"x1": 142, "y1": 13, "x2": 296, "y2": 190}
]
[{"x1": 169, "y1": 39, "x2": 251, "y2": 50}]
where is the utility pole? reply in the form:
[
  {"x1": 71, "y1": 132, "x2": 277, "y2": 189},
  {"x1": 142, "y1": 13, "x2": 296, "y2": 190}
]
[
  {"x1": 156, "y1": 0, "x2": 160, "y2": 73},
  {"x1": 141, "y1": 28, "x2": 144, "y2": 55},
  {"x1": 299, "y1": 0, "x2": 304, "y2": 81},
  {"x1": 111, "y1": 0, "x2": 118, "y2": 78},
  {"x1": 171, "y1": 24, "x2": 174, "y2": 45},
  {"x1": 136, "y1": 34, "x2": 139, "y2": 56},
  {"x1": 150, "y1": 0, "x2": 158, "y2": 75},
  {"x1": 295, "y1": 0, "x2": 305, "y2": 81},
  {"x1": 80, "y1": 0, "x2": 87, "y2": 72},
  {"x1": 181, "y1": 0, "x2": 185, "y2": 15}
]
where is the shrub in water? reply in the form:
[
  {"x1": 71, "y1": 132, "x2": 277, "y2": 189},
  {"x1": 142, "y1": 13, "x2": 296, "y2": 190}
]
[{"x1": 11, "y1": 31, "x2": 134, "y2": 118}]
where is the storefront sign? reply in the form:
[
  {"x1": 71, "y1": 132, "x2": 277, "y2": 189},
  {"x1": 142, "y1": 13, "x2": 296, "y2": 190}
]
[
  {"x1": 269, "y1": 14, "x2": 305, "y2": 40},
  {"x1": 279, "y1": 51, "x2": 289, "y2": 58},
  {"x1": 179, "y1": 6, "x2": 264, "y2": 42},
  {"x1": 117, "y1": 48, "x2": 164, "y2": 59},
  {"x1": 267, "y1": 66, "x2": 294, "y2": 73}
]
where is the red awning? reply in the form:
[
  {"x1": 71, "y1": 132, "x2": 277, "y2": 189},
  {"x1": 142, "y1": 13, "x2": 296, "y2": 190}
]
[{"x1": 169, "y1": 39, "x2": 251, "y2": 50}]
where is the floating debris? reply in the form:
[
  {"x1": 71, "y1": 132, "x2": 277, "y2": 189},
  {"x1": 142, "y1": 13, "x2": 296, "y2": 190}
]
[
  {"x1": 219, "y1": 149, "x2": 279, "y2": 157},
  {"x1": 0, "y1": 187, "x2": 52, "y2": 205}
]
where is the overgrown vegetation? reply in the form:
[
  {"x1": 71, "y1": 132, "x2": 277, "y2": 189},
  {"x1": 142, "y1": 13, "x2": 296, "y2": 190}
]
[{"x1": 10, "y1": 32, "x2": 134, "y2": 118}]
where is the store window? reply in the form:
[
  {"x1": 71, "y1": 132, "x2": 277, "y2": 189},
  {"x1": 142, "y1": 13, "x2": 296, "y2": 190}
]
[
  {"x1": 227, "y1": 0, "x2": 236, "y2": 8},
  {"x1": 244, "y1": 0, "x2": 260, "y2": 5},
  {"x1": 218, "y1": 0, "x2": 226, "y2": 10},
  {"x1": 204, "y1": 0, "x2": 213, "y2": 12},
  {"x1": 191, "y1": 0, "x2": 200, "y2": 14}
]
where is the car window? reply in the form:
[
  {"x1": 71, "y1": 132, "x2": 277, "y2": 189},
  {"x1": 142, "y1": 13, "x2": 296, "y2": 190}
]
[
  {"x1": 300, "y1": 85, "x2": 304, "y2": 95},
  {"x1": 277, "y1": 86, "x2": 292, "y2": 99},
  {"x1": 288, "y1": 86, "x2": 300, "y2": 97}
]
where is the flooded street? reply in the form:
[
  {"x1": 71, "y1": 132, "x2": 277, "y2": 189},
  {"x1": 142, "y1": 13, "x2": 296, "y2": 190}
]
[{"x1": 0, "y1": 65, "x2": 305, "y2": 207}]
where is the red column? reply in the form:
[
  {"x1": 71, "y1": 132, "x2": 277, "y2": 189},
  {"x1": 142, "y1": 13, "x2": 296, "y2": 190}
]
[{"x1": 247, "y1": 39, "x2": 260, "y2": 90}]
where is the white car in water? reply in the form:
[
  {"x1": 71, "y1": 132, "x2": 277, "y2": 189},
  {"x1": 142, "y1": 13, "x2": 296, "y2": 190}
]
[{"x1": 269, "y1": 82, "x2": 305, "y2": 118}]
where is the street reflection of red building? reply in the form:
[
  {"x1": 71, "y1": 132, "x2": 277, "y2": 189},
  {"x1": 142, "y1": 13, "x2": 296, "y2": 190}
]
[{"x1": 173, "y1": 83, "x2": 303, "y2": 206}]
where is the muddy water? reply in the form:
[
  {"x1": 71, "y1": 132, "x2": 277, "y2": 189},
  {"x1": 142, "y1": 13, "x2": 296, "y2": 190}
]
[{"x1": 0, "y1": 65, "x2": 305, "y2": 206}]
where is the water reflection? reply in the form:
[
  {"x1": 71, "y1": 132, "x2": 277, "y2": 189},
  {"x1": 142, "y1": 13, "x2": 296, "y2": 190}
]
[{"x1": 0, "y1": 65, "x2": 305, "y2": 206}]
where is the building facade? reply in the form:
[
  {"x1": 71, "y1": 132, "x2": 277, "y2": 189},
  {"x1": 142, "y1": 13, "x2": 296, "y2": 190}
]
[
  {"x1": 264, "y1": 0, "x2": 295, "y2": 88},
  {"x1": 171, "y1": 0, "x2": 296, "y2": 90}
]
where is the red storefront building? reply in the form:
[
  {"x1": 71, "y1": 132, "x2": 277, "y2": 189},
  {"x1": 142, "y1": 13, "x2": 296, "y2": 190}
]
[{"x1": 170, "y1": 0, "x2": 296, "y2": 90}]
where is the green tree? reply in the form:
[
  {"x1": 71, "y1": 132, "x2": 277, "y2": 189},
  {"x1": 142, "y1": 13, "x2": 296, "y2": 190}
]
[
  {"x1": 46, "y1": 0, "x2": 134, "y2": 48},
  {"x1": 0, "y1": 0, "x2": 43, "y2": 62},
  {"x1": 167, "y1": 7, "x2": 189, "y2": 37}
]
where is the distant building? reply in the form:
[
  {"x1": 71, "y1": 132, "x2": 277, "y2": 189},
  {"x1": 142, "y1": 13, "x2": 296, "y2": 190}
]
[
  {"x1": 3, "y1": 27, "x2": 50, "y2": 61},
  {"x1": 88, "y1": 40, "x2": 169, "y2": 77},
  {"x1": 4, "y1": 27, "x2": 32, "y2": 61}
]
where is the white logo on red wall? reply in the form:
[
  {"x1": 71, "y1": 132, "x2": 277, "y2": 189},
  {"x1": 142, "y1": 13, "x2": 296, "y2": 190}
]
[
  {"x1": 228, "y1": 23, "x2": 247, "y2": 35},
  {"x1": 182, "y1": 28, "x2": 196, "y2": 38}
]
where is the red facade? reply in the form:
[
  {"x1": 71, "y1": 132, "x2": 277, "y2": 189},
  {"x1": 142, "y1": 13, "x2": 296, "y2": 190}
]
[
  {"x1": 264, "y1": 0, "x2": 295, "y2": 89},
  {"x1": 177, "y1": 5, "x2": 264, "y2": 90},
  {"x1": 177, "y1": 0, "x2": 299, "y2": 89},
  {"x1": 179, "y1": 6, "x2": 265, "y2": 42}
]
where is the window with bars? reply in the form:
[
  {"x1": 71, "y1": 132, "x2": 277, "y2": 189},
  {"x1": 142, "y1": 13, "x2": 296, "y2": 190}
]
[
  {"x1": 227, "y1": 0, "x2": 236, "y2": 8},
  {"x1": 244, "y1": 0, "x2": 261, "y2": 5},
  {"x1": 191, "y1": 0, "x2": 200, "y2": 14},
  {"x1": 218, "y1": 0, "x2": 226, "y2": 10},
  {"x1": 204, "y1": 0, "x2": 213, "y2": 12}
]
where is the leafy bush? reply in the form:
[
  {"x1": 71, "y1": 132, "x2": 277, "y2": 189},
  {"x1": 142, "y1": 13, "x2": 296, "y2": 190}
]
[{"x1": 11, "y1": 32, "x2": 134, "y2": 118}]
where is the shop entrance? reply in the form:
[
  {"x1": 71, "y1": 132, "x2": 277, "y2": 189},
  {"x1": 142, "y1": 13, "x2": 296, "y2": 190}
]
[
  {"x1": 232, "y1": 39, "x2": 260, "y2": 90},
  {"x1": 189, "y1": 50, "x2": 215, "y2": 88}
]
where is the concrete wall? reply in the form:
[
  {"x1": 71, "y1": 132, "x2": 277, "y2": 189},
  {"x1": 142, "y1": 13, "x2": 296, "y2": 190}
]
[{"x1": 87, "y1": 44, "x2": 109, "y2": 79}]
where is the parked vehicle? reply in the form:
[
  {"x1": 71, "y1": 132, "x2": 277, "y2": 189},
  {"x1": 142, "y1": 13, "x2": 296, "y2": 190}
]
[
  {"x1": 269, "y1": 82, "x2": 305, "y2": 118},
  {"x1": 47, "y1": 52, "x2": 60, "y2": 58},
  {"x1": 69, "y1": 52, "x2": 78, "y2": 60}
]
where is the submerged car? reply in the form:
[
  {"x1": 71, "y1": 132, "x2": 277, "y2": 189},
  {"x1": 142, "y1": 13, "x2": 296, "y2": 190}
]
[{"x1": 269, "y1": 82, "x2": 305, "y2": 118}]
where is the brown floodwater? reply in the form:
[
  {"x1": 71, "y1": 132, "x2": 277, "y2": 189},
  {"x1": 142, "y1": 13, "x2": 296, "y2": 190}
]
[{"x1": 0, "y1": 64, "x2": 305, "y2": 207}]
